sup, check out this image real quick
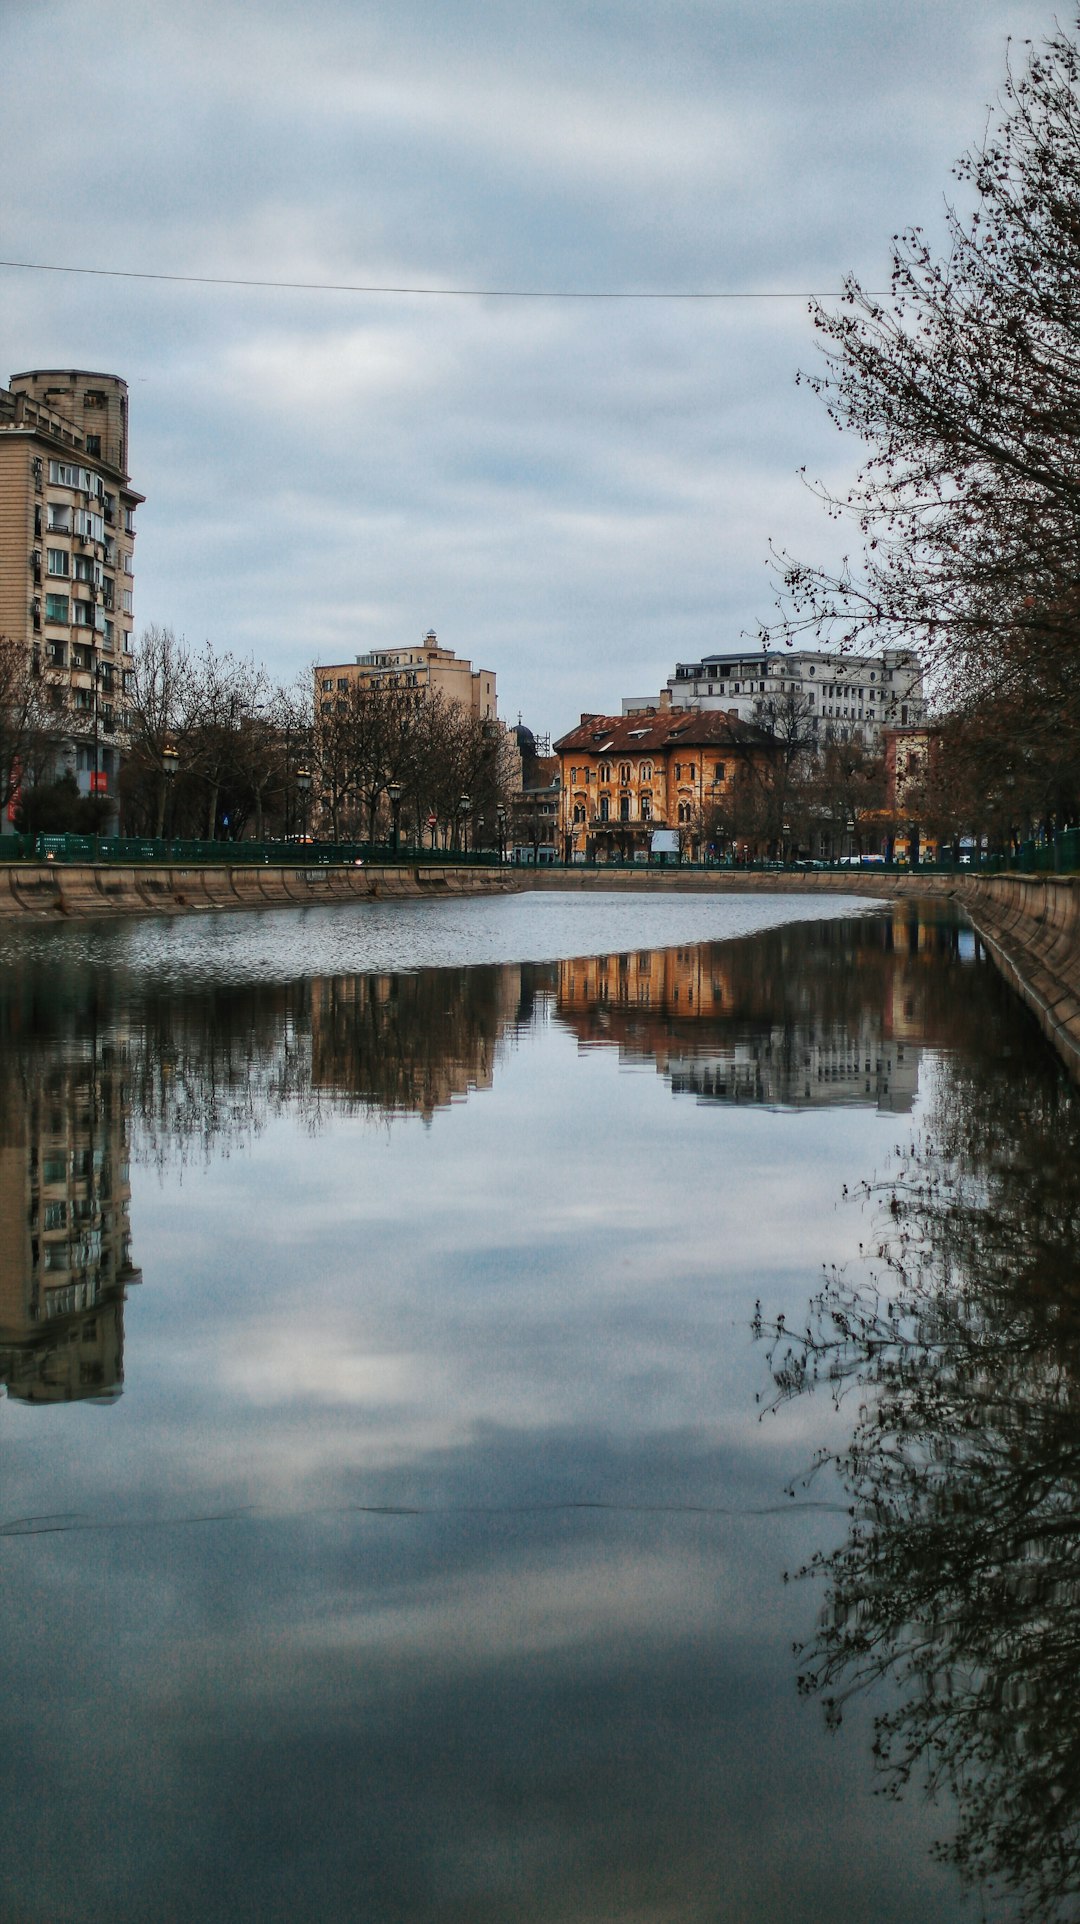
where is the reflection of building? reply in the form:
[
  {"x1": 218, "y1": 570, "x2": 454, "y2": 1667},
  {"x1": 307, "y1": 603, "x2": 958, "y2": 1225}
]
[
  {"x1": 0, "y1": 368, "x2": 142, "y2": 829},
  {"x1": 310, "y1": 966, "x2": 527, "y2": 1121},
  {"x1": 0, "y1": 1047, "x2": 141, "y2": 1404},
  {"x1": 555, "y1": 911, "x2": 968, "y2": 1114}
]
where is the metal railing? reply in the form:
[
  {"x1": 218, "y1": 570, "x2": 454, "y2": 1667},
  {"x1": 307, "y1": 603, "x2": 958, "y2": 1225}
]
[
  {"x1": 0, "y1": 834, "x2": 500, "y2": 867},
  {"x1": 0, "y1": 830, "x2": 1076, "y2": 874}
]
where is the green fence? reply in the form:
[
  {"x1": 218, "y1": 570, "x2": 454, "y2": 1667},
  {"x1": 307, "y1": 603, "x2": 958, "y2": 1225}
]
[
  {"x1": 0, "y1": 834, "x2": 500, "y2": 867},
  {"x1": 0, "y1": 830, "x2": 1078, "y2": 874}
]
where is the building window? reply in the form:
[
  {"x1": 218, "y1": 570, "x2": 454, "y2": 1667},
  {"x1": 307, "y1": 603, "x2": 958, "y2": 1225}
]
[
  {"x1": 674, "y1": 762, "x2": 681, "y2": 780},
  {"x1": 47, "y1": 504, "x2": 71, "y2": 534},
  {"x1": 599, "y1": 762, "x2": 612, "y2": 784},
  {"x1": 712, "y1": 763, "x2": 726, "y2": 785},
  {"x1": 46, "y1": 548, "x2": 69, "y2": 577},
  {"x1": 641, "y1": 792, "x2": 652, "y2": 821},
  {"x1": 573, "y1": 803, "x2": 585, "y2": 824},
  {"x1": 45, "y1": 594, "x2": 69, "y2": 622},
  {"x1": 73, "y1": 601, "x2": 93, "y2": 627},
  {"x1": 619, "y1": 795, "x2": 631, "y2": 820},
  {"x1": 639, "y1": 762, "x2": 652, "y2": 782},
  {"x1": 84, "y1": 434, "x2": 101, "y2": 457},
  {"x1": 678, "y1": 802, "x2": 691, "y2": 824},
  {"x1": 618, "y1": 762, "x2": 630, "y2": 784},
  {"x1": 124, "y1": 507, "x2": 136, "y2": 533},
  {"x1": 599, "y1": 796, "x2": 610, "y2": 821}
]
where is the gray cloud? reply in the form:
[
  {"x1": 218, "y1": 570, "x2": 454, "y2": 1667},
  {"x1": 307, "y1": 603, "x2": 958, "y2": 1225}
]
[{"x1": 0, "y1": 0, "x2": 1054, "y2": 728}]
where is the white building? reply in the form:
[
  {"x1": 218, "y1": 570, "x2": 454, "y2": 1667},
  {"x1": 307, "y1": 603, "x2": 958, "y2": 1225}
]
[{"x1": 624, "y1": 647, "x2": 925, "y2": 749}]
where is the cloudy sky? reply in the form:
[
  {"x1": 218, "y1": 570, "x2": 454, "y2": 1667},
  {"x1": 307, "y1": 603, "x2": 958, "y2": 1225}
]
[{"x1": 0, "y1": 0, "x2": 1055, "y2": 735}]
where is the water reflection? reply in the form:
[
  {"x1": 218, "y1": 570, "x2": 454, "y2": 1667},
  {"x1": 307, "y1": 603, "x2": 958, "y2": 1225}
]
[
  {"x1": 0, "y1": 897, "x2": 1055, "y2": 1924},
  {"x1": 758, "y1": 964, "x2": 1080, "y2": 1920},
  {"x1": 0, "y1": 909, "x2": 976, "y2": 1408},
  {"x1": 0, "y1": 1005, "x2": 140, "y2": 1404},
  {"x1": 556, "y1": 909, "x2": 969, "y2": 1112}
]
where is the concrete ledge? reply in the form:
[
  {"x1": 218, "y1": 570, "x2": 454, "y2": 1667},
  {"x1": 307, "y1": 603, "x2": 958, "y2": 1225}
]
[{"x1": 0, "y1": 862, "x2": 517, "y2": 919}]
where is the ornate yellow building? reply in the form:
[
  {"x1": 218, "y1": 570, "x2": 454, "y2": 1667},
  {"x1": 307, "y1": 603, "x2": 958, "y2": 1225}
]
[{"x1": 553, "y1": 707, "x2": 777, "y2": 861}]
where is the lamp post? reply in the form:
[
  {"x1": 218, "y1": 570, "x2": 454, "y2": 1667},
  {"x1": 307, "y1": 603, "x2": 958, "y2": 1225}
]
[
  {"x1": 162, "y1": 741, "x2": 179, "y2": 839},
  {"x1": 496, "y1": 803, "x2": 507, "y2": 863},
  {"x1": 459, "y1": 792, "x2": 472, "y2": 856},
  {"x1": 296, "y1": 766, "x2": 311, "y2": 842},
  {"x1": 387, "y1": 779, "x2": 402, "y2": 857}
]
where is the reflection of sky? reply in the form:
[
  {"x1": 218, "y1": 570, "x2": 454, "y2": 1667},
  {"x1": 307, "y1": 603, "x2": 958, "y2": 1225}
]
[{"x1": 0, "y1": 900, "x2": 994, "y2": 1922}]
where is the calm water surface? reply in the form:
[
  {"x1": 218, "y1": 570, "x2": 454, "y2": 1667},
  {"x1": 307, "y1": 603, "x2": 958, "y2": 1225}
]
[{"x1": 1, "y1": 891, "x2": 1077, "y2": 1923}]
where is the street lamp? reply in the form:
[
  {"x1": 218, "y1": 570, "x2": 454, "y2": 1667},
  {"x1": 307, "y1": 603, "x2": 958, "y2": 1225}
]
[
  {"x1": 296, "y1": 766, "x2": 311, "y2": 842},
  {"x1": 387, "y1": 779, "x2": 403, "y2": 857},
  {"x1": 459, "y1": 792, "x2": 472, "y2": 856},
  {"x1": 496, "y1": 803, "x2": 507, "y2": 863},
  {"x1": 162, "y1": 741, "x2": 179, "y2": 839}
]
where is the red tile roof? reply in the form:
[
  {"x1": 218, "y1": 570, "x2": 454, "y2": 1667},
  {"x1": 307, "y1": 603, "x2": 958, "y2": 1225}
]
[{"x1": 553, "y1": 708, "x2": 775, "y2": 754}]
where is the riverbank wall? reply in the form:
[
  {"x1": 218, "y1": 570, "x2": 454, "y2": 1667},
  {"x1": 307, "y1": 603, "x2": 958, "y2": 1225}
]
[{"x1": 2, "y1": 859, "x2": 1077, "y2": 1079}]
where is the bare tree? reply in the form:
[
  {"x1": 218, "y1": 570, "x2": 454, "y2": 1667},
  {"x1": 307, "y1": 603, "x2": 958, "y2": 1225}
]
[
  {"x1": 766, "y1": 23, "x2": 1080, "y2": 776},
  {"x1": 0, "y1": 634, "x2": 52, "y2": 822}
]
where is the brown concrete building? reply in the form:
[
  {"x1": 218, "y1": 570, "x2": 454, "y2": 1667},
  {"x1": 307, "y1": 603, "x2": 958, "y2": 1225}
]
[
  {"x1": 554, "y1": 707, "x2": 778, "y2": 862},
  {"x1": 0, "y1": 368, "x2": 143, "y2": 830},
  {"x1": 315, "y1": 630, "x2": 497, "y2": 722}
]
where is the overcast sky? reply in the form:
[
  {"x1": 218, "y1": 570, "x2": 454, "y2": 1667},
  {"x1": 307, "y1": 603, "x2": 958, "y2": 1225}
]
[{"x1": 0, "y1": 0, "x2": 1056, "y2": 736}]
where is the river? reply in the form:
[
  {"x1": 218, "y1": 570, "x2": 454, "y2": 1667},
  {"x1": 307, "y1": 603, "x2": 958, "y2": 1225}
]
[{"x1": 1, "y1": 890, "x2": 1076, "y2": 1923}]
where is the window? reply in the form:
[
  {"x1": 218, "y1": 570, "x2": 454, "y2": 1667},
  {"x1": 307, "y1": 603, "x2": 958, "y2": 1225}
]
[
  {"x1": 712, "y1": 762, "x2": 726, "y2": 785},
  {"x1": 45, "y1": 594, "x2": 69, "y2": 622},
  {"x1": 674, "y1": 762, "x2": 681, "y2": 780},
  {"x1": 337, "y1": 677, "x2": 349, "y2": 690},
  {"x1": 599, "y1": 762, "x2": 612, "y2": 784},
  {"x1": 639, "y1": 761, "x2": 652, "y2": 782},
  {"x1": 688, "y1": 763, "x2": 696, "y2": 781},
  {"x1": 47, "y1": 503, "x2": 71, "y2": 533},
  {"x1": 678, "y1": 802, "x2": 691, "y2": 824},
  {"x1": 73, "y1": 601, "x2": 93, "y2": 627},
  {"x1": 618, "y1": 762, "x2": 630, "y2": 784},
  {"x1": 46, "y1": 548, "x2": 69, "y2": 577},
  {"x1": 122, "y1": 589, "x2": 133, "y2": 614},
  {"x1": 619, "y1": 795, "x2": 630, "y2": 820},
  {"x1": 641, "y1": 792, "x2": 652, "y2": 821},
  {"x1": 47, "y1": 640, "x2": 66, "y2": 667},
  {"x1": 124, "y1": 507, "x2": 136, "y2": 533},
  {"x1": 73, "y1": 509, "x2": 104, "y2": 543},
  {"x1": 123, "y1": 551, "x2": 133, "y2": 576},
  {"x1": 48, "y1": 459, "x2": 81, "y2": 487},
  {"x1": 85, "y1": 434, "x2": 101, "y2": 457},
  {"x1": 572, "y1": 802, "x2": 585, "y2": 824},
  {"x1": 599, "y1": 795, "x2": 610, "y2": 821},
  {"x1": 73, "y1": 554, "x2": 100, "y2": 583},
  {"x1": 74, "y1": 687, "x2": 93, "y2": 710},
  {"x1": 570, "y1": 767, "x2": 577, "y2": 784}
]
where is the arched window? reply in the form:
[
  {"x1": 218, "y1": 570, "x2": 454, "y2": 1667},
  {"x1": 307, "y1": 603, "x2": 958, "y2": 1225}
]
[
  {"x1": 640, "y1": 791, "x2": 652, "y2": 821},
  {"x1": 639, "y1": 762, "x2": 652, "y2": 782},
  {"x1": 677, "y1": 801, "x2": 691, "y2": 825},
  {"x1": 618, "y1": 762, "x2": 630, "y2": 785},
  {"x1": 619, "y1": 795, "x2": 631, "y2": 821},
  {"x1": 599, "y1": 795, "x2": 610, "y2": 821},
  {"x1": 572, "y1": 802, "x2": 585, "y2": 825},
  {"x1": 599, "y1": 762, "x2": 612, "y2": 784}
]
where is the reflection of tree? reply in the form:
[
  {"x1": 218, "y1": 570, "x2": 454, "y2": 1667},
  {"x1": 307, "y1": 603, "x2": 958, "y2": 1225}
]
[{"x1": 757, "y1": 997, "x2": 1080, "y2": 1920}]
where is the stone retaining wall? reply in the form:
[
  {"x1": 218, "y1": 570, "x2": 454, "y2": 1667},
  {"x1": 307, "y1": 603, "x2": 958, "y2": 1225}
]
[{"x1": 0, "y1": 862, "x2": 518, "y2": 918}]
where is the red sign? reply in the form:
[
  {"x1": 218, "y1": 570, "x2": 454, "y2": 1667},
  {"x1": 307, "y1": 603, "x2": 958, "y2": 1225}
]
[{"x1": 90, "y1": 771, "x2": 109, "y2": 794}]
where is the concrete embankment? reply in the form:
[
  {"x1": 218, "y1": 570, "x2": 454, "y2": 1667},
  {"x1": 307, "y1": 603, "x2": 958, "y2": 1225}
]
[
  {"x1": 0, "y1": 861, "x2": 518, "y2": 919},
  {"x1": 2, "y1": 858, "x2": 1078, "y2": 1080}
]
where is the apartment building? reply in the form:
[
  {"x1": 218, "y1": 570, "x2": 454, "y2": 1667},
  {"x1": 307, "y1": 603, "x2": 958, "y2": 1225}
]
[
  {"x1": 0, "y1": 368, "x2": 142, "y2": 829},
  {"x1": 316, "y1": 630, "x2": 497, "y2": 721},
  {"x1": 624, "y1": 646, "x2": 926, "y2": 749}
]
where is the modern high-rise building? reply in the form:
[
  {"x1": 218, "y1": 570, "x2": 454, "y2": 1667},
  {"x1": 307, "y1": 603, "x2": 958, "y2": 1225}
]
[{"x1": 0, "y1": 367, "x2": 143, "y2": 830}]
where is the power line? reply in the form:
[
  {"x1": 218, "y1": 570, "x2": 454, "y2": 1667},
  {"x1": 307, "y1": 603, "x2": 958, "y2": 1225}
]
[{"x1": 0, "y1": 257, "x2": 890, "y2": 302}]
